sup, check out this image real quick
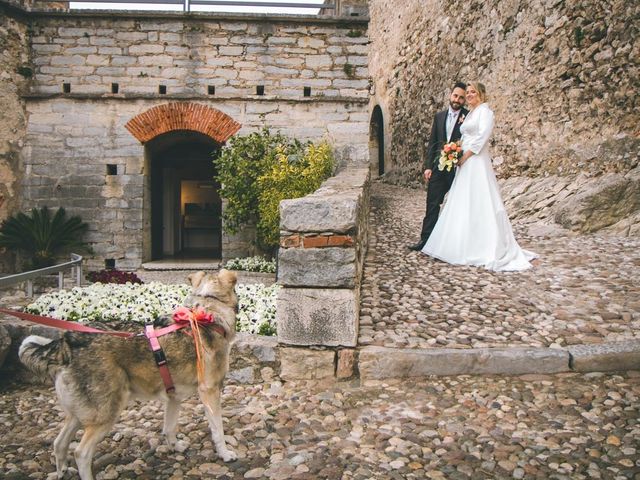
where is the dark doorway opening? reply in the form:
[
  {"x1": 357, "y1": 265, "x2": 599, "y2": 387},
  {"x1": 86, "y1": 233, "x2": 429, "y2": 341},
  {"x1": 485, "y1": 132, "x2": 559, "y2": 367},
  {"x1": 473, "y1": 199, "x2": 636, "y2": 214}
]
[
  {"x1": 370, "y1": 105, "x2": 385, "y2": 176},
  {"x1": 147, "y1": 131, "x2": 221, "y2": 260}
]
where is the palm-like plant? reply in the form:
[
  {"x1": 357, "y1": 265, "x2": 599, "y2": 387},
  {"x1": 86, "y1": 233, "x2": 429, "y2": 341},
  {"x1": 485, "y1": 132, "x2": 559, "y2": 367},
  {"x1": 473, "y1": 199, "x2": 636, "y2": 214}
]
[{"x1": 0, "y1": 207, "x2": 90, "y2": 270}]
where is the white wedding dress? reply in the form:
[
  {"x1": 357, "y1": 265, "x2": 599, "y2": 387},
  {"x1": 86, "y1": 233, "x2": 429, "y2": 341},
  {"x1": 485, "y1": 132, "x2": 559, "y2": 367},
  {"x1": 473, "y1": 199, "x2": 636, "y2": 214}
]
[{"x1": 421, "y1": 103, "x2": 536, "y2": 271}]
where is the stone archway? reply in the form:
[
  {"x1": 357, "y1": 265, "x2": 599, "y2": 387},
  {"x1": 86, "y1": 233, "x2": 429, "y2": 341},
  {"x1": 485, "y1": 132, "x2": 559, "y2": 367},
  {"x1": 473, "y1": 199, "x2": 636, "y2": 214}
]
[
  {"x1": 125, "y1": 103, "x2": 241, "y2": 261},
  {"x1": 125, "y1": 102, "x2": 241, "y2": 144}
]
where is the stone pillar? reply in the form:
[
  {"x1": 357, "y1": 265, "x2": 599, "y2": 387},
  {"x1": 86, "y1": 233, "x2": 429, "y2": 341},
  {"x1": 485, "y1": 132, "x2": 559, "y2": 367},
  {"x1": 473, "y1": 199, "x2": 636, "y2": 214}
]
[{"x1": 276, "y1": 167, "x2": 370, "y2": 347}]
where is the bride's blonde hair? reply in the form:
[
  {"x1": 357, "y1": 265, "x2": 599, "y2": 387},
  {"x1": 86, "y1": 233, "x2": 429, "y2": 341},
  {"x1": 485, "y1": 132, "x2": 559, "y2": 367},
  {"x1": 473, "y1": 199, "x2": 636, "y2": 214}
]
[{"x1": 468, "y1": 82, "x2": 487, "y2": 103}]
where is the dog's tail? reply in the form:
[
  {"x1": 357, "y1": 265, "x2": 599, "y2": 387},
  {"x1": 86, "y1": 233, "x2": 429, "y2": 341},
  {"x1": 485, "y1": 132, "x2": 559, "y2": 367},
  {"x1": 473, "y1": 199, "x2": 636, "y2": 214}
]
[{"x1": 19, "y1": 335, "x2": 69, "y2": 380}]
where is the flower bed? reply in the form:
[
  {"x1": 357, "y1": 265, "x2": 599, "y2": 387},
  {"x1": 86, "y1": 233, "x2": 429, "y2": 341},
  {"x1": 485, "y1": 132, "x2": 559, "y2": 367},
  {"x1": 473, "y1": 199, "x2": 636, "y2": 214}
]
[
  {"x1": 224, "y1": 256, "x2": 276, "y2": 274},
  {"x1": 25, "y1": 281, "x2": 279, "y2": 336}
]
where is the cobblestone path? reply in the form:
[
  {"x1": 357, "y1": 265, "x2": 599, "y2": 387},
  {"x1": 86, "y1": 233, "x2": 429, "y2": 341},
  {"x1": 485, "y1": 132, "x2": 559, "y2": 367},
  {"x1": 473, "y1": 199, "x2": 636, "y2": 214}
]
[
  {"x1": 1, "y1": 372, "x2": 639, "y2": 480},
  {"x1": 359, "y1": 182, "x2": 640, "y2": 349}
]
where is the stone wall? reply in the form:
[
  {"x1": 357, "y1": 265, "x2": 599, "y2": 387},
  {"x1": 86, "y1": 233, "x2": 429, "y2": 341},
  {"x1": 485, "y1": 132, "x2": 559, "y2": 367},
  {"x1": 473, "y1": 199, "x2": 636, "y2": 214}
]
[
  {"x1": 368, "y1": 0, "x2": 639, "y2": 180},
  {"x1": 5, "y1": 6, "x2": 371, "y2": 269},
  {"x1": 276, "y1": 167, "x2": 370, "y2": 347},
  {"x1": 28, "y1": 13, "x2": 369, "y2": 99},
  {"x1": 22, "y1": 98, "x2": 369, "y2": 269},
  {"x1": 0, "y1": 5, "x2": 30, "y2": 273}
]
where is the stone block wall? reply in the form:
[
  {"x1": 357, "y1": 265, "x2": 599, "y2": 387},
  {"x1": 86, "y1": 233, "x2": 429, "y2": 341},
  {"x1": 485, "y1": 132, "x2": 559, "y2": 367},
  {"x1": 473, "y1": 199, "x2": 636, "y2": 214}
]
[
  {"x1": 27, "y1": 13, "x2": 369, "y2": 99},
  {"x1": 3, "y1": 6, "x2": 372, "y2": 269},
  {"x1": 0, "y1": 5, "x2": 30, "y2": 273},
  {"x1": 368, "y1": 0, "x2": 639, "y2": 180},
  {"x1": 22, "y1": 98, "x2": 369, "y2": 269},
  {"x1": 276, "y1": 167, "x2": 370, "y2": 347}
]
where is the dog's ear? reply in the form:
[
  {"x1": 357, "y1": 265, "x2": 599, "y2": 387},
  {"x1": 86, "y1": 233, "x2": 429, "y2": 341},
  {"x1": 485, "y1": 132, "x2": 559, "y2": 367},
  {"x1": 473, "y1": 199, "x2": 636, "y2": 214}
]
[
  {"x1": 217, "y1": 269, "x2": 238, "y2": 289},
  {"x1": 188, "y1": 271, "x2": 207, "y2": 288}
]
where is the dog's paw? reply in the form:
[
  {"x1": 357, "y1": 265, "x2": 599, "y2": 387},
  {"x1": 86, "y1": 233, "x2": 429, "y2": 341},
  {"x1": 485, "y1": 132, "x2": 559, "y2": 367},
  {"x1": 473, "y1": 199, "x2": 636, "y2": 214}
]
[{"x1": 219, "y1": 449, "x2": 237, "y2": 462}]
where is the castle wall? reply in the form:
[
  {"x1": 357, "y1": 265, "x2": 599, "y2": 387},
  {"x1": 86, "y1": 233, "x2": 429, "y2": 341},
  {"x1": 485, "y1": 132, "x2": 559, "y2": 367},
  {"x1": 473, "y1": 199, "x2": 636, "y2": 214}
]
[
  {"x1": 368, "y1": 0, "x2": 639, "y2": 179},
  {"x1": 0, "y1": 6, "x2": 30, "y2": 272},
  {"x1": 28, "y1": 13, "x2": 369, "y2": 99},
  {"x1": 23, "y1": 97, "x2": 368, "y2": 269},
  {"x1": 10, "y1": 9, "x2": 370, "y2": 269}
]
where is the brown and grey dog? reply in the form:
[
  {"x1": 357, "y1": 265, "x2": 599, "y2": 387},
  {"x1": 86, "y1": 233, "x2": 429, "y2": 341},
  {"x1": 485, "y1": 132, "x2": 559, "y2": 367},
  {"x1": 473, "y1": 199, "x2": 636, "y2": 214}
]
[{"x1": 18, "y1": 269, "x2": 238, "y2": 480}]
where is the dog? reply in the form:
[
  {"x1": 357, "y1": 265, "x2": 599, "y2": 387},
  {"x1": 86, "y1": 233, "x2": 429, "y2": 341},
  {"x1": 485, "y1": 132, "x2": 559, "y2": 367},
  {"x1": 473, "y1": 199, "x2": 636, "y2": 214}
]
[{"x1": 18, "y1": 269, "x2": 238, "y2": 480}]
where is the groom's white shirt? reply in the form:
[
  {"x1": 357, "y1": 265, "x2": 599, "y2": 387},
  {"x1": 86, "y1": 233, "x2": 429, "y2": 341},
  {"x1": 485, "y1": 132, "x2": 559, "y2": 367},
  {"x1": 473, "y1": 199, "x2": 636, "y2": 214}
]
[{"x1": 446, "y1": 107, "x2": 460, "y2": 141}]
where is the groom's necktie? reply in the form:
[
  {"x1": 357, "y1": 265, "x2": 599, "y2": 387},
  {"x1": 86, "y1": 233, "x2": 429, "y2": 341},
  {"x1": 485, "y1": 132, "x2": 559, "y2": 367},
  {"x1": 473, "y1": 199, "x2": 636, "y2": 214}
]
[{"x1": 446, "y1": 111, "x2": 456, "y2": 141}]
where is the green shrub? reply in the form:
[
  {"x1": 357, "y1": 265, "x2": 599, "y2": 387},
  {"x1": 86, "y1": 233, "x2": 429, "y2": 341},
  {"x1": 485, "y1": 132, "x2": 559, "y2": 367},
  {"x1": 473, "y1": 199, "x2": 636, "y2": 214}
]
[
  {"x1": 214, "y1": 128, "x2": 334, "y2": 252},
  {"x1": 257, "y1": 142, "x2": 334, "y2": 248},
  {"x1": 0, "y1": 206, "x2": 90, "y2": 270}
]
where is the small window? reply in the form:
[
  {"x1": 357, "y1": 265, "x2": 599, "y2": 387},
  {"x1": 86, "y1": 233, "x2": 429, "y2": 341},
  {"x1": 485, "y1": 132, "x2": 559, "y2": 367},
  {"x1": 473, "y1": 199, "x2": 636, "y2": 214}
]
[
  {"x1": 111, "y1": 83, "x2": 119, "y2": 94},
  {"x1": 256, "y1": 85, "x2": 265, "y2": 96},
  {"x1": 303, "y1": 86, "x2": 311, "y2": 97},
  {"x1": 105, "y1": 259, "x2": 116, "y2": 269},
  {"x1": 63, "y1": 83, "x2": 71, "y2": 93},
  {"x1": 159, "y1": 85, "x2": 167, "y2": 94},
  {"x1": 106, "y1": 164, "x2": 118, "y2": 175},
  {"x1": 208, "y1": 85, "x2": 215, "y2": 95}
]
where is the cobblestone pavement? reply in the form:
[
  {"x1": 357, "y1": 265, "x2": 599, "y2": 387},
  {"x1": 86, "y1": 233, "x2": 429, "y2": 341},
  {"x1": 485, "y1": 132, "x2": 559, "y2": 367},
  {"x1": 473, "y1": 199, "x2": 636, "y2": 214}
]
[
  {"x1": 1, "y1": 372, "x2": 639, "y2": 480},
  {"x1": 359, "y1": 182, "x2": 640, "y2": 349}
]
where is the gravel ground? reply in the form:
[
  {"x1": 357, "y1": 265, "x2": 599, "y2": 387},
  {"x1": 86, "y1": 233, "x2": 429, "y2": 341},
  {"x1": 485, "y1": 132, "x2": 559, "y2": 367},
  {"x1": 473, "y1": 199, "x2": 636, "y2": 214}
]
[
  {"x1": 1, "y1": 372, "x2": 639, "y2": 480},
  {"x1": 359, "y1": 182, "x2": 640, "y2": 349}
]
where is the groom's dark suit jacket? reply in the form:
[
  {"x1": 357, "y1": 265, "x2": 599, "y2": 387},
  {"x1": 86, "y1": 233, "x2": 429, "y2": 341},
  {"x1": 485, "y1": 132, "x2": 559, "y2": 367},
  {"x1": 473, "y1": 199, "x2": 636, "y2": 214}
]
[
  {"x1": 424, "y1": 107, "x2": 469, "y2": 171},
  {"x1": 417, "y1": 106, "x2": 469, "y2": 245}
]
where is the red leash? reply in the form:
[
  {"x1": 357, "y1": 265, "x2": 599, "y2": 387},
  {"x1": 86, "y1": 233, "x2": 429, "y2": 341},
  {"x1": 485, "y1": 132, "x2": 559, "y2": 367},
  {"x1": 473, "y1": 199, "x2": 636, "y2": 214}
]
[
  {"x1": 0, "y1": 308, "x2": 135, "y2": 338},
  {"x1": 0, "y1": 307, "x2": 226, "y2": 395}
]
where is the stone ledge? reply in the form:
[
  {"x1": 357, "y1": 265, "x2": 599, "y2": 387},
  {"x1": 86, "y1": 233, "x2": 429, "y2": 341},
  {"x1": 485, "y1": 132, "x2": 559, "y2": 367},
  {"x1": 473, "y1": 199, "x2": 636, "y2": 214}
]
[
  {"x1": 280, "y1": 167, "x2": 369, "y2": 233},
  {"x1": 358, "y1": 346, "x2": 571, "y2": 379},
  {"x1": 21, "y1": 93, "x2": 370, "y2": 104},
  {"x1": 568, "y1": 340, "x2": 640, "y2": 372}
]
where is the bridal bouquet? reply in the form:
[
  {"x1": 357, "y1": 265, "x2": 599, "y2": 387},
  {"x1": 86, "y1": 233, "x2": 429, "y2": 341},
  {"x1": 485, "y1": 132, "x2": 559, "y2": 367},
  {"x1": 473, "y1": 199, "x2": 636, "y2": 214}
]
[{"x1": 438, "y1": 142, "x2": 462, "y2": 172}]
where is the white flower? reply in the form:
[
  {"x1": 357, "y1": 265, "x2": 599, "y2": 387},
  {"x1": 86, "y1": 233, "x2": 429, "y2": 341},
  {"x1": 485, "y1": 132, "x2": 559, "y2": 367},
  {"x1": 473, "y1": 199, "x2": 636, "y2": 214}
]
[
  {"x1": 25, "y1": 281, "x2": 279, "y2": 335},
  {"x1": 224, "y1": 256, "x2": 276, "y2": 273}
]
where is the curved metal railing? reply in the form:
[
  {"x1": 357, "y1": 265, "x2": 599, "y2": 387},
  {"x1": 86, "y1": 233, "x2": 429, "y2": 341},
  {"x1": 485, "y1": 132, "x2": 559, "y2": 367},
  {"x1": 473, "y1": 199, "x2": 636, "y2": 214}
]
[{"x1": 0, "y1": 254, "x2": 83, "y2": 297}]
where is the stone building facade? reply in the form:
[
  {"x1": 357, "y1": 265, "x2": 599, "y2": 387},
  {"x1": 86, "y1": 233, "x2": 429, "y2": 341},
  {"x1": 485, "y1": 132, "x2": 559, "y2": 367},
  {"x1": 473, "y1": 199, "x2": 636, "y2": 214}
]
[{"x1": 1, "y1": 1, "x2": 370, "y2": 270}]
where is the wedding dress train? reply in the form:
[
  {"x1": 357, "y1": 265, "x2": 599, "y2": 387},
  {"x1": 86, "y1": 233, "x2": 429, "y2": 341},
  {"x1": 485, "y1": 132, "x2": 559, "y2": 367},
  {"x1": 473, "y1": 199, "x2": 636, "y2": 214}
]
[{"x1": 421, "y1": 103, "x2": 536, "y2": 271}]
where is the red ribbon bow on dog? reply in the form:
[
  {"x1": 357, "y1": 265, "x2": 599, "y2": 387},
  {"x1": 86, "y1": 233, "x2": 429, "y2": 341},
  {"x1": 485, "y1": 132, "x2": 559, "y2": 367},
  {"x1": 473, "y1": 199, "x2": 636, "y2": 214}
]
[
  {"x1": 171, "y1": 307, "x2": 215, "y2": 383},
  {"x1": 172, "y1": 306, "x2": 213, "y2": 324}
]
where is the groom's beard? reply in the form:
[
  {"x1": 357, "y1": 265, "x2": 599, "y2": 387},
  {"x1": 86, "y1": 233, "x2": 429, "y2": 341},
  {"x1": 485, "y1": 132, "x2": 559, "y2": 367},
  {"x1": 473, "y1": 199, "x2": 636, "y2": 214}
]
[{"x1": 450, "y1": 101, "x2": 464, "y2": 110}]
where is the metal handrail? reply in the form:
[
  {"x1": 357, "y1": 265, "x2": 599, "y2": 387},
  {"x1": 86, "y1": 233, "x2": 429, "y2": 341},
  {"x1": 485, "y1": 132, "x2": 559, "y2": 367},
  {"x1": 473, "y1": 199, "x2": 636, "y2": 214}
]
[
  {"x1": 0, "y1": 253, "x2": 83, "y2": 297},
  {"x1": 63, "y1": 0, "x2": 335, "y2": 13}
]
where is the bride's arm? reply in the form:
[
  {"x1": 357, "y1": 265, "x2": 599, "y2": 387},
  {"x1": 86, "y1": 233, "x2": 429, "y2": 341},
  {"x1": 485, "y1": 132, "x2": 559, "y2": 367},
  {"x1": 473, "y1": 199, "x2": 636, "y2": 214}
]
[
  {"x1": 459, "y1": 107, "x2": 495, "y2": 166},
  {"x1": 469, "y1": 106, "x2": 495, "y2": 154}
]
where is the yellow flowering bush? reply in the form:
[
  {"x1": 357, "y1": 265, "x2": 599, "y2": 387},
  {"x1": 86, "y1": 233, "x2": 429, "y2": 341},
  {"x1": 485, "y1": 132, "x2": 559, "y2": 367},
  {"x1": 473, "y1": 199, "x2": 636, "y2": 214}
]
[
  {"x1": 257, "y1": 142, "x2": 334, "y2": 248},
  {"x1": 214, "y1": 129, "x2": 334, "y2": 253}
]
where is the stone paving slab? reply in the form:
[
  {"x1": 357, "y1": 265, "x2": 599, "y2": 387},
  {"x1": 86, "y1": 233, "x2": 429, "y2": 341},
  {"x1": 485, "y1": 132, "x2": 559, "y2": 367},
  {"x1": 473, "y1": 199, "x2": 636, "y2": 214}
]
[
  {"x1": 1, "y1": 372, "x2": 639, "y2": 479},
  {"x1": 358, "y1": 346, "x2": 570, "y2": 379},
  {"x1": 569, "y1": 340, "x2": 640, "y2": 372},
  {"x1": 359, "y1": 182, "x2": 640, "y2": 351}
]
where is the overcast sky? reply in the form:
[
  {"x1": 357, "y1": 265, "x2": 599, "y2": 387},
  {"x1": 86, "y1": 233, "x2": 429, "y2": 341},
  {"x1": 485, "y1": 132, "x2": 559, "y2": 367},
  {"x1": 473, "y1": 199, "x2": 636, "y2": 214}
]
[{"x1": 70, "y1": 0, "x2": 327, "y2": 14}]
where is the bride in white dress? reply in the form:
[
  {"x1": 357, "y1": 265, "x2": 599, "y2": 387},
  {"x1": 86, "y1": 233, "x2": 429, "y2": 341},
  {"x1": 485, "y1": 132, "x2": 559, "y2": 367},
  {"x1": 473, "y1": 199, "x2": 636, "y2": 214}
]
[{"x1": 421, "y1": 82, "x2": 536, "y2": 271}]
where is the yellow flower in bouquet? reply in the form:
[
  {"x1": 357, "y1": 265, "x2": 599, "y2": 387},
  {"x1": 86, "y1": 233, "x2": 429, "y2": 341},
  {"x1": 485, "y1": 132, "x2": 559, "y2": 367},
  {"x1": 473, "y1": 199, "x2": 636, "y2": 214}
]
[{"x1": 437, "y1": 142, "x2": 463, "y2": 172}]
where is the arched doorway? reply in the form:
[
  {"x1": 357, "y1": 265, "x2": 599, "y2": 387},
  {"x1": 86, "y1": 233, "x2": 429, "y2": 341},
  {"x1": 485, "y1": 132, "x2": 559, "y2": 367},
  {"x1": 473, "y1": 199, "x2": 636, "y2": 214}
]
[
  {"x1": 125, "y1": 102, "x2": 241, "y2": 261},
  {"x1": 370, "y1": 105, "x2": 385, "y2": 176},
  {"x1": 146, "y1": 131, "x2": 221, "y2": 260}
]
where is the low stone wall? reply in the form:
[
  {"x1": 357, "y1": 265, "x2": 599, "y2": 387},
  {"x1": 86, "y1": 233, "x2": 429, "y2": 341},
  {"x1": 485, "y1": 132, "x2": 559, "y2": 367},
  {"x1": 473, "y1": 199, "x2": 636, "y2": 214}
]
[{"x1": 276, "y1": 167, "x2": 370, "y2": 348}]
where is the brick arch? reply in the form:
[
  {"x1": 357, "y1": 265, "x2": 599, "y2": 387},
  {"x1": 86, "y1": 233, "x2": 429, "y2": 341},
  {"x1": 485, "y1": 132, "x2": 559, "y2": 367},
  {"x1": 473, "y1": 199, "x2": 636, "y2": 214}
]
[{"x1": 125, "y1": 102, "x2": 241, "y2": 144}]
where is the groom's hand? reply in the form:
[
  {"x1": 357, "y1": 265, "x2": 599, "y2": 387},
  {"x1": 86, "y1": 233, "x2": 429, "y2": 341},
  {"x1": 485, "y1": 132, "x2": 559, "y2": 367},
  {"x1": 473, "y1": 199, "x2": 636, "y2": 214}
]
[{"x1": 423, "y1": 169, "x2": 432, "y2": 181}]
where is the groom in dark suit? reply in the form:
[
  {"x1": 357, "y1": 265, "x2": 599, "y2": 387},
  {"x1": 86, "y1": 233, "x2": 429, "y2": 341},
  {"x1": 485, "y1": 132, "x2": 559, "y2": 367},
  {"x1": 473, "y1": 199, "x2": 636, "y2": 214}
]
[{"x1": 408, "y1": 82, "x2": 468, "y2": 251}]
